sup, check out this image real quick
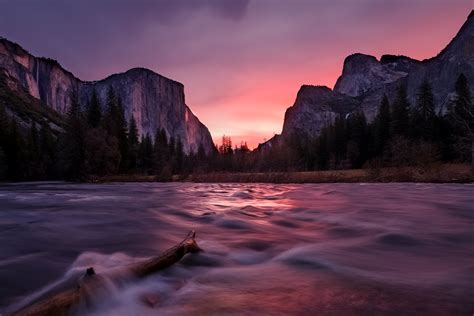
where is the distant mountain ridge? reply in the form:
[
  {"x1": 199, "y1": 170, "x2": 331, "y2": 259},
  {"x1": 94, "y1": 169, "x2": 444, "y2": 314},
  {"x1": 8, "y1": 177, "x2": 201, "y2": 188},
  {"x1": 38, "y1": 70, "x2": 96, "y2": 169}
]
[
  {"x1": 263, "y1": 10, "x2": 474, "y2": 148},
  {"x1": 0, "y1": 37, "x2": 214, "y2": 153}
]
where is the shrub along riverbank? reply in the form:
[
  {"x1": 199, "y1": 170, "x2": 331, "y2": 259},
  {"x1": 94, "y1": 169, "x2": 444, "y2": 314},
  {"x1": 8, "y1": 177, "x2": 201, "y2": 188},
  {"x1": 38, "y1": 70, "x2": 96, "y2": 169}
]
[{"x1": 94, "y1": 164, "x2": 472, "y2": 184}]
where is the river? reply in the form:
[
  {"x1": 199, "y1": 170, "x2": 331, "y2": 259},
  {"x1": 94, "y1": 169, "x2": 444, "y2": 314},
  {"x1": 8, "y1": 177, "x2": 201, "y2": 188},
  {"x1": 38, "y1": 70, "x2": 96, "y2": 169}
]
[{"x1": 0, "y1": 182, "x2": 472, "y2": 315}]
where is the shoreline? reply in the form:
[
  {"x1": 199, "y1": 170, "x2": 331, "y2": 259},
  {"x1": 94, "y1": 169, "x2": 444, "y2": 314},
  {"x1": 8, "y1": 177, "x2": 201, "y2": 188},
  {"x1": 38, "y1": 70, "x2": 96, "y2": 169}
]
[{"x1": 95, "y1": 164, "x2": 472, "y2": 184}]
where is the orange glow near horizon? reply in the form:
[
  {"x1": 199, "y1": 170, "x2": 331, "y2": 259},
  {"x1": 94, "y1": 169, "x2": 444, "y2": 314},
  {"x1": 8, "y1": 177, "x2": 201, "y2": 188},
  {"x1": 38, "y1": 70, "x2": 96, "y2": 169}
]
[
  {"x1": 184, "y1": 6, "x2": 471, "y2": 149},
  {"x1": 2, "y1": 1, "x2": 470, "y2": 150},
  {"x1": 203, "y1": 66, "x2": 341, "y2": 148}
]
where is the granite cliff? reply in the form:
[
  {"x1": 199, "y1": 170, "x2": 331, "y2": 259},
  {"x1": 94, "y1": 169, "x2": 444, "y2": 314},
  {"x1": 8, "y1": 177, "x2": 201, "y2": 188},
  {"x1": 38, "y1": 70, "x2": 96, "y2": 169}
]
[
  {"x1": 0, "y1": 38, "x2": 214, "y2": 153},
  {"x1": 265, "y1": 10, "x2": 473, "y2": 147}
]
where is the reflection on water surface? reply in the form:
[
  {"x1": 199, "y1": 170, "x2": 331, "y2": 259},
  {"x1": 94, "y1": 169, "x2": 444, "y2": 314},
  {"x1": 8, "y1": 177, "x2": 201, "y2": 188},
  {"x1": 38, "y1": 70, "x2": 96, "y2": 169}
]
[{"x1": 0, "y1": 182, "x2": 473, "y2": 315}]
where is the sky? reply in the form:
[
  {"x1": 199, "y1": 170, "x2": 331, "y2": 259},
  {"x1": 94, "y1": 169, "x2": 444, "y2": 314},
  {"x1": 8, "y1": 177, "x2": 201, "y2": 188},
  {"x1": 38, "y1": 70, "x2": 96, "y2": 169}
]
[{"x1": 0, "y1": 0, "x2": 472, "y2": 148}]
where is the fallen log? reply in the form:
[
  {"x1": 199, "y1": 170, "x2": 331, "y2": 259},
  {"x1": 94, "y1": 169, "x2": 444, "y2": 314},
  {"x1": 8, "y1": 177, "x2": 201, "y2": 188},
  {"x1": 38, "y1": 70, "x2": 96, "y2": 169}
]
[{"x1": 13, "y1": 230, "x2": 201, "y2": 316}]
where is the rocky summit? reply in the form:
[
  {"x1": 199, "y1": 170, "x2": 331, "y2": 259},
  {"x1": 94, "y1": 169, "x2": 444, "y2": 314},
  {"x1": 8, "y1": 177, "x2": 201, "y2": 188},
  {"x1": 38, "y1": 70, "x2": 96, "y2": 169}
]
[
  {"x1": 0, "y1": 38, "x2": 214, "y2": 154},
  {"x1": 265, "y1": 10, "x2": 473, "y2": 146}
]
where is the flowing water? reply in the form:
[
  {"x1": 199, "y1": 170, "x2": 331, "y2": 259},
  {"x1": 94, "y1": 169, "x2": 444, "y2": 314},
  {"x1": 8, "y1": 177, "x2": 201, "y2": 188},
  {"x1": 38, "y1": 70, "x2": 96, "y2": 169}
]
[{"x1": 0, "y1": 182, "x2": 472, "y2": 315}]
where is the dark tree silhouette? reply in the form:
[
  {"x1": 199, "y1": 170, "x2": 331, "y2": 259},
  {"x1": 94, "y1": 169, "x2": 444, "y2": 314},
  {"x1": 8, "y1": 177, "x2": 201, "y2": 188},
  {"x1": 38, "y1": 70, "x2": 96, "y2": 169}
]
[
  {"x1": 391, "y1": 85, "x2": 410, "y2": 137},
  {"x1": 374, "y1": 95, "x2": 391, "y2": 157},
  {"x1": 128, "y1": 116, "x2": 139, "y2": 170},
  {"x1": 59, "y1": 90, "x2": 87, "y2": 180},
  {"x1": 87, "y1": 89, "x2": 102, "y2": 128},
  {"x1": 412, "y1": 80, "x2": 436, "y2": 140},
  {"x1": 449, "y1": 74, "x2": 473, "y2": 172}
]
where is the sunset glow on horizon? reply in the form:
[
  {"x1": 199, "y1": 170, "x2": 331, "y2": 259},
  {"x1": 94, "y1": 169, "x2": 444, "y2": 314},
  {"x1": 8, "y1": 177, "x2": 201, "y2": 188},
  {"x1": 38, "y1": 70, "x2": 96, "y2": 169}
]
[{"x1": 0, "y1": 0, "x2": 471, "y2": 148}]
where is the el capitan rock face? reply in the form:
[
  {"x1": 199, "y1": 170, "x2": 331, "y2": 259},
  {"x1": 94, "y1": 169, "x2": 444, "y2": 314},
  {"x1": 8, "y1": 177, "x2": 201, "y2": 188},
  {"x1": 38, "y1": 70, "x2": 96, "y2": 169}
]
[
  {"x1": 270, "y1": 10, "x2": 474, "y2": 145},
  {"x1": 0, "y1": 38, "x2": 214, "y2": 154}
]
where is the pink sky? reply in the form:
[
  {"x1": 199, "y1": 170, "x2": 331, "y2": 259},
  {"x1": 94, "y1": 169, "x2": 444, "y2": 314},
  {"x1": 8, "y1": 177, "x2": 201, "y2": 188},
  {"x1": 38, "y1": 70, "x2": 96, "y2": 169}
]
[
  {"x1": 188, "y1": 3, "x2": 472, "y2": 148},
  {"x1": 0, "y1": 1, "x2": 471, "y2": 148},
  {"x1": 162, "y1": 2, "x2": 472, "y2": 148}
]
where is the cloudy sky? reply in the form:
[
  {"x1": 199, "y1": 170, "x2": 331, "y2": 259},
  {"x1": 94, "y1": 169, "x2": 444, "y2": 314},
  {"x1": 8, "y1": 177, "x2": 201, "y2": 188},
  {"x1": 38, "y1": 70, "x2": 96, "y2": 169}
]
[{"x1": 0, "y1": 0, "x2": 471, "y2": 147}]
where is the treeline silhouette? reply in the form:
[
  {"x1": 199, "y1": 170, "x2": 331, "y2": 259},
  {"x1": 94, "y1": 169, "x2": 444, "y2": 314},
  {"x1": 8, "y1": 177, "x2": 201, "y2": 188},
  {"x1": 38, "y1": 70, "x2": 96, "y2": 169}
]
[
  {"x1": 0, "y1": 87, "x2": 191, "y2": 181},
  {"x1": 211, "y1": 74, "x2": 472, "y2": 173},
  {"x1": 0, "y1": 74, "x2": 472, "y2": 181}
]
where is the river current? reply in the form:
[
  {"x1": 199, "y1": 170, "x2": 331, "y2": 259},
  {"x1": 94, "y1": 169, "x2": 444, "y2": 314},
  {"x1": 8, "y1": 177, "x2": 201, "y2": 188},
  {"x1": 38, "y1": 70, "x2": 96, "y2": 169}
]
[{"x1": 0, "y1": 182, "x2": 472, "y2": 315}]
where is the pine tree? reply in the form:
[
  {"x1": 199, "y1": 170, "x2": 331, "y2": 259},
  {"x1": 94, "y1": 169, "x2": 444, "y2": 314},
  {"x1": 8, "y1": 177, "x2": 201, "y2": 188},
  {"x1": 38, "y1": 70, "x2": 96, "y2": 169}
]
[
  {"x1": 67, "y1": 89, "x2": 82, "y2": 118},
  {"x1": 169, "y1": 136, "x2": 176, "y2": 158},
  {"x1": 374, "y1": 95, "x2": 391, "y2": 157},
  {"x1": 366, "y1": 122, "x2": 377, "y2": 161},
  {"x1": 391, "y1": 85, "x2": 410, "y2": 137},
  {"x1": 0, "y1": 103, "x2": 9, "y2": 175},
  {"x1": 138, "y1": 133, "x2": 153, "y2": 173},
  {"x1": 194, "y1": 143, "x2": 207, "y2": 172},
  {"x1": 59, "y1": 90, "x2": 86, "y2": 180},
  {"x1": 416, "y1": 80, "x2": 435, "y2": 120},
  {"x1": 138, "y1": 135, "x2": 146, "y2": 171},
  {"x1": 104, "y1": 86, "x2": 118, "y2": 134},
  {"x1": 449, "y1": 73, "x2": 473, "y2": 171},
  {"x1": 5, "y1": 119, "x2": 25, "y2": 180},
  {"x1": 454, "y1": 74, "x2": 472, "y2": 119},
  {"x1": 218, "y1": 135, "x2": 233, "y2": 155},
  {"x1": 84, "y1": 128, "x2": 120, "y2": 176},
  {"x1": 316, "y1": 129, "x2": 329, "y2": 170},
  {"x1": 153, "y1": 128, "x2": 168, "y2": 174},
  {"x1": 175, "y1": 137, "x2": 184, "y2": 174},
  {"x1": 217, "y1": 135, "x2": 234, "y2": 171},
  {"x1": 0, "y1": 147, "x2": 6, "y2": 180},
  {"x1": 128, "y1": 116, "x2": 139, "y2": 170},
  {"x1": 144, "y1": 134, "x2": 154, "y2": 173},
  {"x1": 346, "y1": 110, "x2": 368, "y2": 168},
  {"x1": 100, "y1": 87, "x2": 127, "y2": 173},
  {"x1": 27, "y1": 122, "x2": 41, "y2": 178},
  {"x1": 116, "y1": 97, "x2": 129, "y2": 171},
  {"x1": 333, "y1": 115, "x2": 346, "y2": 165},
  {"x1": 39, "y1": 121, "x2": 57, "y2": 178},
  {"x1": 412, "y1": 80, "x2": 436, "y2": 140},
  {"x1": 0, "y1": 102, "x2": 8, "y2": 146},
  {"x1": 87, "y1": 89, "x2": 102, "y2": 128}
]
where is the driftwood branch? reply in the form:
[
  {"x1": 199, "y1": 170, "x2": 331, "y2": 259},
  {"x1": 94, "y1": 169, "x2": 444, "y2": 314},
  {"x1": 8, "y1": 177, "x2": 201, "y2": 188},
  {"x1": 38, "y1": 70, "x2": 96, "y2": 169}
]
[{"x1": 13, "y1": 230, "x2": 201, "y2": 316}]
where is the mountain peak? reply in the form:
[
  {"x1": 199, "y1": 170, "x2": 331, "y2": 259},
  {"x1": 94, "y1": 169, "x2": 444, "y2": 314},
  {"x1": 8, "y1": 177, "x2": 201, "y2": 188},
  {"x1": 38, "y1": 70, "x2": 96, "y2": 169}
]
[
  {"x1": 91, "y1": 67, "x2": 184, "y2": 88},
  {"x1": 380, "y1": 55, "x2": 419, "y2": 64},
  {"x1": 298, "y1": 85, "x2": 331, "y2": 95},
  {"x1": 275, "y1": 9, "x2": 474, "y2": 147},
  {"x1": 334, "y1": 53, "x2": 404, "y2": 97},
  {"x1": 430, "y1": 9, "x2": 474, "y2": 62},
  {"x1": 295, "y1": 85, "x2": 333, "y2": 103},
  {"x1": 344, "y1": 53, "x2": 378, "y2": 65},
  {"x1": 0, "y1": 35, "x2": 214, "y2": 154},
  {"x1": 339, "y1": 54, "x2": 379, "y2": 76}
]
